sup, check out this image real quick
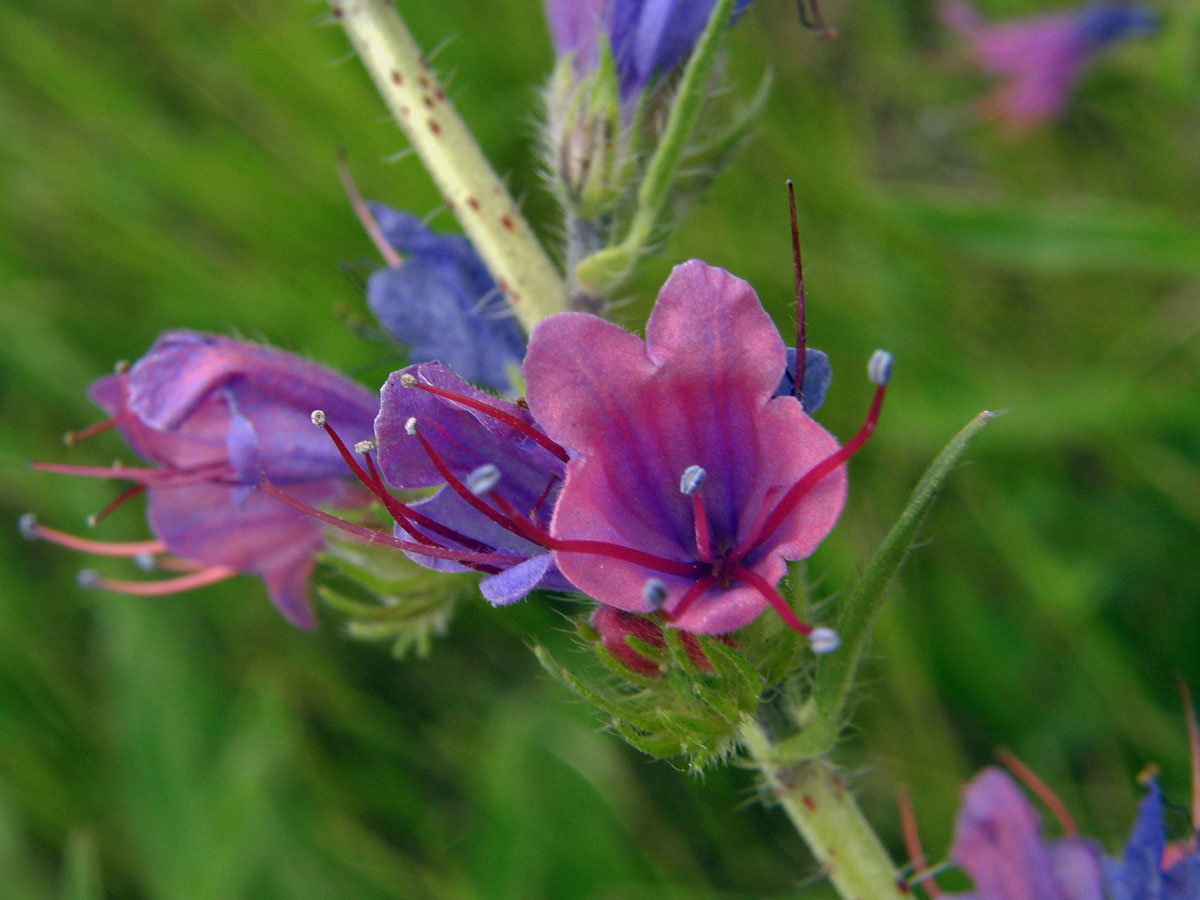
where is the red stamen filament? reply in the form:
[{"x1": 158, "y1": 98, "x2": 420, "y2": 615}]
[
  {"x1": 31, "y1": 460, "x2": 233, "y2": 485},
  {"x1": 738, "y1": 382, "x2": 886, "y2": 559},
  {"x1": 152, "y1": 556, "x2": 208, "y2": 573},
  {"x1": 317, "y1": 418, "x2": 494, "y2": 554},
  {"x1": 357, "y1": 450, "x2": 438, "y2": 549},
  {"x1": 88, "y1": 483, "x2": 147, "y2": 527},
  {"x1": 1176, "y1": 674, "x2": 1200, "y2": 834},
  {"x1": 257, "y1": 479, "x2": 521, "y2": 569},
  {"x1": 728, "y1": 564, "x2": 813, "y2": 635},
  {"x1": 996, "y1": 748, "x2": 1078, "y2": 836},
  {"x1": 83, "y1": 565, "x2": 238, "y2": 596},
  {"x1": 337, "y1": 154, "x2": 403, "y2": 268},
  {"x1": 404, "y1": 379, "x2": 570, "y2": 463},
  {"x1": 64, "y1": 417, "x2": 117, "y2": 446},
  {"x1": 787, "y1": 179, "x2": 807, "y2": 403},
  {"x1": 897, "y1": 787, "x2": 943, "y2": 897},
  {"x1": 411, "y1": 426, "x2": 702, "y2": 578},
  {"x1": 530, "y1": 474, "x2": 559, "y2": 523},
  {"x1": 663, "y1": 575, "x2": 717, "y2": 622},
  {"x1": 26, "y1": 520, "x2": 166, "y2": 557},
  {"x1": 691, "y1": 492, "x2": 713, "y2": 562}
]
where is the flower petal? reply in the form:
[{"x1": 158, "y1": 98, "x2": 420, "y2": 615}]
[
  {"x1": 479, "y1": 553, "x2": 554, "y2": 606},
  {"x1": 951, "y1": 768, "x2": 1062, "y2": 900}
]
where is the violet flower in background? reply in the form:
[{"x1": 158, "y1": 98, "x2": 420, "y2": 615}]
[
  {"x1": 948, "y1": 767, "x2": 1105, "y2": 900},
  {"x1": 366, "y1": 203, "x2": 526, "y2": 394},
  {"x1": 545, "y1": 0, "x2": 752, "y2": 100},
  {"x1": 1104, "y1": 779, "x2": 1200, "y2": 900},
  {"x1": 522, "y1": 260, "x2": 884, "y2": 641},
  {"x1": 374, "y1": 362, "x2": 571, "y2": 605},
  {"x1": 941, "y1": 1, "x2": 1158, "y2": 127},
  {"x1": 27, "y1": 331, "x2": 379, "y2": 628}
]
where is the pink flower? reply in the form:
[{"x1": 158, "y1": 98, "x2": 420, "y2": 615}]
[
  {"x1": 522, "y1": 260, "x2": 887, "y2": 643},
  {"x1": 942, "y1": 1, "x2": 1157, "y2": 127}
]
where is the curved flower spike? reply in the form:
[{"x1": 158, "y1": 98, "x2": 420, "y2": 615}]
[
  {"x1": 366, "y1": 204, "x2": 527, "y2": 393},
  {"x1": 523, "y1": 259, "x2": 853, "y2": 636},
  {"x1": 941, "y1": 1, "x2": 1158, "y2": 128},
  {"x1": 31, "y1": 331, "x2": 378, "y2": 627}
]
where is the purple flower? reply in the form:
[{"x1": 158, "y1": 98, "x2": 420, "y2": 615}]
[
  {"x1": 373, "y1": 362, "x2": 572, "y2": 605},
  {"x1": 545, "y1": 0, "x2": 752, "y2": 100},
  {"x1": 1103, "y1": 779, "x2": 1200, "y2": 900},
  {"x1": 941, "y1": 2, "x2": 1158, "y2": 127},
  {"x1": 365, "y1": 204, "x2": 527, "y2": 393},
  {"x1": 948, "y1": 767, "x2": 1105, "y2": 900},
  {"x1": 29, "y1": 331, "x2": 378, "y2": 628},
  {"x1": 521, "y1": 259, "x2": 886, "y2": 640}
]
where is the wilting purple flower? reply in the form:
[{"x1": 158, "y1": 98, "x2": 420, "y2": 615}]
[
  {"x1": 1104, "y1": 779, "x2": 1200, "y2": 900},
  {"x1": 366, "y1": 203, "x2": 526, "y2": 393},
  {"x1": 29, "y1": 331, "x2": 378, "y2": 628},
  {"x1": 545, "y1": 0, "x2": 752, "y2": 99},
  {"x1": 941, "y1": 2, "x2": 1158, "y2": 126},
  {"x1": 374, "y1": 362, "x2": 571, "y2": 604},
  {"x1": 522, "y1": 259, "x2": 887, "y2": 641},
  {"x1": 948, "y1": 767, "x2": 1105, "y2": 900}
]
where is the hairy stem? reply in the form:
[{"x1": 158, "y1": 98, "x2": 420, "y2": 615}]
[
  {"x1": 330, "y1": 0, "x2": 566, "y2": 330},
  {"x1": 740, "y1": 720, "x2": 907, "y2": 900}
]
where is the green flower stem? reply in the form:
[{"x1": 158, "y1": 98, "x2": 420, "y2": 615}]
[
  {"x1": 330, "y1": 0, "x2": 566, "y2": 331},
  {"x1": 741, "y1": 720, "x2": 907, "y2": 900},
  {"x1": 575, "y1": 0, "x2": 736, "y2": 293}
]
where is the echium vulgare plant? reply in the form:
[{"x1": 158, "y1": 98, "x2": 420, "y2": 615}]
[{"x1": 30, "y1": 1, "x2": 1145, "y2": 897}]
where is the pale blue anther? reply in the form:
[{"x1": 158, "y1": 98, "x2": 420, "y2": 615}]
[{"x1": 679, "y1": 465, "x2": 706, "y2": 495}]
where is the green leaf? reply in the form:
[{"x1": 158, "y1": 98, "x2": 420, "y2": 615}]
[
  {"x1": 58, "y1": 830, "x2": 103, "y2": 900},
  {"x1": 891, "y1": 192, "x2": 1200, "y2": 276},
  {"x1": 801, "y1": 410, "x2": 998, "y2": 756}
]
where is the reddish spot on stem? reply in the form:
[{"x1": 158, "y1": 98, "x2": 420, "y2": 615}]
[
  {"x1": 467, "y1": 197, "x2": 480, "y2": 212},
  {"x1": 391, "y1": 70, "x2": 402, "y2": 85},
  {"x1": 802, "y1": 795, "x2": 816, "y2": 811},
  {"x1": 428, "y1": 119, "x2": 441, "y2": 136},
  {"x1": 418, "y1": 74, "x2": 431, "y2": 88},
  {"x1": 435, "y1": 88, "x2": 446, "y2": 101},
  {"x1": 500, "y1": 214, "x2": 515, "y2": 231},
  {"x1": 423, "y1": 95, "x2": 435, "y2": 109}
]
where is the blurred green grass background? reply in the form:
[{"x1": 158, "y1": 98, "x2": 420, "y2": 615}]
[{"x1": 2, "y1": 1, "x2": 1198, "y2": 897}]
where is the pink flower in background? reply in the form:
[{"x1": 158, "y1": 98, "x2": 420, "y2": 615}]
[{"x1": 941, "y1": 2, "x2": 1158, "y2": 127}]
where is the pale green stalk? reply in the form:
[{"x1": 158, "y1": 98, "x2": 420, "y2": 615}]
[
  {"x1": 330, "y1": 0, "x2": 566, "y2": 330},
  {"x1": 740, "y1": 720, "x2": 907, "y2": 900}
]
